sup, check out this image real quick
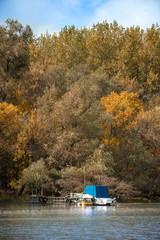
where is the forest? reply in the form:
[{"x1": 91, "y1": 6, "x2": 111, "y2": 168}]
[{"x1": 0, "y1": 19, "x2": 160, "y2": 199}]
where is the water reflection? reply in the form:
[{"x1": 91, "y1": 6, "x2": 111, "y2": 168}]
[
  {"x1": 81, "y1": 206, "x2": 117, "y2": 217},
  {"x1": 0, "y1": 203, "x2": 160, "y2": 240}
]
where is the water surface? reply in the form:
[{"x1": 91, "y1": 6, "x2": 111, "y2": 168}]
[{"x1": 0, "y1": 202, "x2": 160, "y2": 239}]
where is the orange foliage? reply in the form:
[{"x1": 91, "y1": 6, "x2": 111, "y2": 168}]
[
  {"x1": 16, "y1": 89, "x2": 33, "y2": 112},
  {"x1": 101, "y1": 91, "x2": 144, "y2": 129},
  {"x1": 100, "y1": 91, "x2": 144, "y2": 147},
  {"x1": 0, "y1": 102, "x2": 41, "y2": 181},
  {"x1": 0, "y1": 102, "x2": 23, "y2": 141},
  {"x1": 13, "y1": 110, "x2": 42, "y2": 163}
]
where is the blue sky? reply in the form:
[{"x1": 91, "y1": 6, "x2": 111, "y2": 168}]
[{"x1": 0, "y1": 0, "x2": 160, "y2": 35}]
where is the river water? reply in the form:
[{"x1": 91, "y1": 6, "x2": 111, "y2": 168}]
[{"x1": 0, "y1": 202, "x2": 160, "y2": 240}]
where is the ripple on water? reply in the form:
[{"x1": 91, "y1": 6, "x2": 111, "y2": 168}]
[{"x1": 0, "y1": 203, "x2": 160, "y2": 240}]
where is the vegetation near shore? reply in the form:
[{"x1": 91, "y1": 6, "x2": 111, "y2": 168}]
[{"x1": 0, "y1": 19, "x2": 160, "y2": 199}]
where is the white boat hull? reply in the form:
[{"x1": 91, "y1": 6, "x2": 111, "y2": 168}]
[
  {"x1": 94, "y1": 198, "x2": 113, "y2": 206},
  {"x1": 81, "y1": 193, "x2": 116, "y2": 206}
]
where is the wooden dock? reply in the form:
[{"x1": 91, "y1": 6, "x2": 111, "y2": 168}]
[
  {"x1": 28, "y1": 195, "x2": 81, "y2": 204},
  {"x1": 29, "y1": 195, "x2": 67, "y2": 204},
  {"x1": 28, "y1": 192, "x2": 91, "y2": 205}
]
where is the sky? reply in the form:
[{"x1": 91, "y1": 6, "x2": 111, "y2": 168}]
[{"x1": 0, "y1": 0, "x2": 160, "y2": 35}]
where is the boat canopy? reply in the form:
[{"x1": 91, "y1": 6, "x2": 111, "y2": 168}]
[{"x1": 84, "y1": 185, "x2": 110, "y2": 198}]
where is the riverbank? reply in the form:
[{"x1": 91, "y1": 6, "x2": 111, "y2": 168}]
[
  {"x1": 0, "y1": 191, "x2": 27, "y2": 204},
  {"x1": 0, "y1": 193, "x2": 160, "y2": 205}
]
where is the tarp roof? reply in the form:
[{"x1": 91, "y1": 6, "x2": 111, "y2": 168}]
[{"x1": 84, "y1": 185, "x2": 110, "y2": 198}]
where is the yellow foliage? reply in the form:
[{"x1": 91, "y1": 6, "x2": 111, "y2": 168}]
[
  {"x1": 16, "y1": 89, "x2": 33, "y2": 112},
  {"x1": 100, "y1": 91, "x2": 144, "y2": 148},
  {"x1": 0, "y1": 102, "x2": 22, "y2": 138},
  {"x1": 0, "y1": 102, "x2": 42, "y2": 181},
  {"x1": 146, "y1": 70, "x2": 160, "y2": 92},
  {"x1": 100, "y1": 91, "x2": 144, "y2": 129},
  {"x1": 13, "y1": 110, "x2": 42, "y2": 163}
]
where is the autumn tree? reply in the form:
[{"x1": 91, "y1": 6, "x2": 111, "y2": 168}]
[
  {"x1": 117, "y1": 24, "x2": 160, "y2": 99},
  {"x1": 0, "y1": 102, "x2": 23, "y2": 188},
  {"x1": 100, "y1": 91, "x2": 144, "y2": 146},
  {"x1": 37, "y1": 65, "x2": 118, "y2": 170},
  {"x1": 86, "y1": 21, "x2": 124, "y2": 75},
  {"x1": 55, "y1": 26, "x2": 88, "y2": 68},
  {"x1": 100, "y1": 91, "x2": 160, "y2": 196},
  {"x1": 17, "y1": 159, "x2": 59, "y2": 195},
  {"x1": 0, "y1": 102, "x2": 44, "y2": 189},
  {"x1": 0, "y1": 18, "x2": 160, "y2": 199},
  {"x1": 133, "y1": 106, "x2": 160, "y2": 154},
  {"x1": 0, "y1": 19, "x2": 32, "y2": 103},
  {"x1": 22, "y1": 32, "x2": 58, "y2": 105}
]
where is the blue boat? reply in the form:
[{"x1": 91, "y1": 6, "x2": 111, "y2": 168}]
[{"x1": 82, "y1": 185, "x2": 116, "y2": 206}]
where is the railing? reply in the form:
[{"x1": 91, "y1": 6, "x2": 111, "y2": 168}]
[{"x1": 29, "y1": 195, "x2": 66, "y2": 204}]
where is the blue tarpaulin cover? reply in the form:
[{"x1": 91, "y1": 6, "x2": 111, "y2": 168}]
[{"x1": 84, "y1": 185, "x2": 110, "y2": 198}]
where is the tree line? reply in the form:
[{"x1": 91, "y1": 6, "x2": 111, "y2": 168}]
[{"x1": 0, "y1": 19, "x2": 160, "y2": 199}]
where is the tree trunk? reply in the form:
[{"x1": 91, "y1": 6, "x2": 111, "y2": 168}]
[{"x1": 41, "y1": 186, "x2": 43, "y2": 196}]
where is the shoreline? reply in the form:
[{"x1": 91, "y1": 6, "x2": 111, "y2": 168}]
[
  {"x1": 1, "y1": 190, "x2": 160, "y2": 204},
  {"x1": 0, "y1": 195, "x2": 160, "y2": 205}
]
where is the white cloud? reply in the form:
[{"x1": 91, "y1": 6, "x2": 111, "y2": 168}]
[
  {"x1": 0, "y1": 0, "x2": 69, "y2": 34},
  {"x1": 1, "y1": 0, "x2": 159, "y2": 35},
  {"x1": 88, "y1": 0, "x2": 160, "y2": 29}
]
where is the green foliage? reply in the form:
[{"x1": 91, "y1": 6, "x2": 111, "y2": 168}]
[{"x1": 18, "y1": 159, "x2": 59, "y2": 195}]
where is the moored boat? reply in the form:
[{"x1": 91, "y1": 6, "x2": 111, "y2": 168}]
[
  {"x1": 28, "y1": 185, "x2": 117, "y2": 206},
  {"x1": 67, "y1": 185, "x2": 117, "y2": 206},
  {"x1": 82, "y1": 185, "x2": 116, "y2": 206}
]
